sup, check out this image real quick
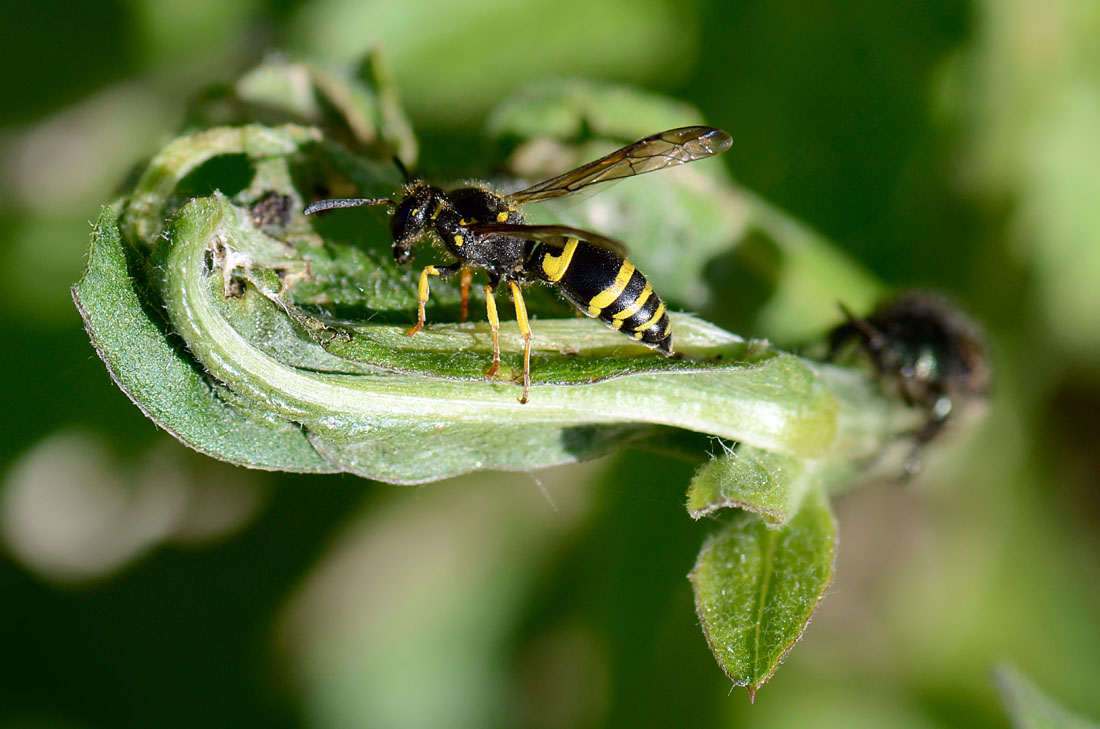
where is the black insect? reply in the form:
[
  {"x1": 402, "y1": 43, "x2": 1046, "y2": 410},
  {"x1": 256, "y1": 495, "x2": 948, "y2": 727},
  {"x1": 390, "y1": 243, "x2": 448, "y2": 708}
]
[
  {"x1": 305, "y1": 126, "x2": 733, "y2": 403},
  {"x1": 829, "y1": 292, "x2": 991, "y2": 473}
]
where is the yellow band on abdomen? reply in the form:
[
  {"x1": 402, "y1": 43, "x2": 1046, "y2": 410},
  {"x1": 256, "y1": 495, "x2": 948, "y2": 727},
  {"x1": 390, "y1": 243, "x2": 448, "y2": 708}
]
[
  {"x1": 634, "y1": 301, "x2": 666, "y2": 333},
  {"x1": 587, "y1": 261, "x2": 636, "y2": 314},
  {"x1": 540, "y1": 237, "x2": 579, "y2": 283},
  {"x1": 612, "y1": 283, "x2": 652, "y2": 321}
]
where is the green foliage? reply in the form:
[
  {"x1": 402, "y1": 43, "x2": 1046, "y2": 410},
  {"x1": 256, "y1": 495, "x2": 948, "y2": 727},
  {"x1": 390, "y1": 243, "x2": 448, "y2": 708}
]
[
  {"x1": 70, "y1": 56, "x2": 938, "y2": 694},
  {"x1": 72, "y1": 206, "x2": 333, "y2": 473},
  {"x1": 688, "y1": 447, "x2": 814, "y2": 525},
  {"x1": 690, "y1": 486, "x2": 836, "y2": 699},
  {"x1": 5, "y1": 1, "x2": 1099, "y2": 725}
]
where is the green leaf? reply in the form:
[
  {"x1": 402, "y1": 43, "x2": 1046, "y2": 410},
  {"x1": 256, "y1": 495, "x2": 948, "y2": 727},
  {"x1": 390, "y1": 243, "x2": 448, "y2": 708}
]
[
  {"x1": 689, "y1": 485, "x2": 837, "y2": 699},
  {"x1": 686, "y1": 358, "x2": 927, "y2": 524},
  {"x1": 188, "y1": 52, "x2": 418, "y2": 168},
  {"x1": 151, "y1": 191, "x2": 839, "y2": 482},
  {"x1": 995, "y1": 665, "x2": 1100, "y2": 729},
  {"x1": 687, "y1": 447, "x2": 813, "y2": 525},
  {"x1": 71, "y1": 206, "x2": 334, "y2": 473},
  {"x1": 75, "y1": 76, "x2": 922, "y2": 490},
  {"x1": 121, "y1": 123, "x2": 325, "y2": 247}
]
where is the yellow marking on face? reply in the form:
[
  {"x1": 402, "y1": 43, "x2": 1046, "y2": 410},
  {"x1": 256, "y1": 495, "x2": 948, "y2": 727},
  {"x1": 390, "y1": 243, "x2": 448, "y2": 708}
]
[
  {"x1": 496, "y1": 211, "x2": 509, "y2": 222},
  {"x1": 453, "y1": 234, "x2": 464, "y2": 247},
  {"x1": 431, "y1": 201, "x2": 444, "y2": 220},
  {"x1": 588, "y1": 261, "x2": 635, "y2": 310},
  {"x1": 612, "y1": 283, "x2": 652, "y2": 321},
  {"x1": 540, "y1": 237, "x2": 579, "y2": 283},
  {"x1": 635, "y1": 301, "x2": 666, "y2": 333},
  {"x1": 459, "y1": 217, "x2": 469, "y2": 225}
]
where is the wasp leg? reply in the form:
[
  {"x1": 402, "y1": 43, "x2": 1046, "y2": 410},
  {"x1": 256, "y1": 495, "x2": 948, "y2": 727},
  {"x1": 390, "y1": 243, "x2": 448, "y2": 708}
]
[
  {"x1": 484, "y1": 284, "x2": 501, "y2": 378},
  {"x1": 459, "y1": 268, "x2": 473, "y2": 322},
  {"x1": 407, "y1": 262, "x2": 461, "y2": 337},
  {"x1": 508, "y1": 281, "x2": 532, "y2": 404}
]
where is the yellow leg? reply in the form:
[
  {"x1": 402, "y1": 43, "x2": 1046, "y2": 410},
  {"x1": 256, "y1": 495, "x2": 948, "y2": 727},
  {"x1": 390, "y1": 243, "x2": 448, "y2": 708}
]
[
  {"x1": 508, "y1": 281, "x2": 532, "y2": 404},
  {"x1": 484, "y1": 284, "x2": 501, "y2": 378},
  {"x1": 407, "y1": 265, "x2": 441, "y2": 336},
  {"x1": 459, "y1": 268, "x2": 473, "y2": 322}
]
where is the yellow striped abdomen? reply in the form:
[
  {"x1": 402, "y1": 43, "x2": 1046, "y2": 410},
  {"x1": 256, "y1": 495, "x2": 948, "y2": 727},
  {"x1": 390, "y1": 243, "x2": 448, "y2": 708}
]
[{"x1": 536, "y1": 239, "x2": 672, "y2": 355}]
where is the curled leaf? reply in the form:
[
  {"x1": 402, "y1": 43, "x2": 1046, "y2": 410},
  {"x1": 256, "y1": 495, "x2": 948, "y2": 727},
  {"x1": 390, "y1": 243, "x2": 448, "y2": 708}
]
[
  {"x1": 74, "y1": 112, "x2": 911, "y2": 484},
  {"x1": 72, "y1": 206, "x2": 334, "y2": 473}
]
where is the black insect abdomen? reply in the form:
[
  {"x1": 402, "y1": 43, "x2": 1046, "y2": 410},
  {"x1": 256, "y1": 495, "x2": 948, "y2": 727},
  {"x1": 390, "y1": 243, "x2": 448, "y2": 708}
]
[{"x1": 539, "y1": 240, "x2": 672, "y2": 355}]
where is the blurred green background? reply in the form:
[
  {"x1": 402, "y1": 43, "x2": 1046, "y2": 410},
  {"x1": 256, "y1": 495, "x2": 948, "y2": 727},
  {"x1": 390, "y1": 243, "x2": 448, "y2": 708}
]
[{"x1": 2, "y1": 0, "x2": 1099, "y2": 727}]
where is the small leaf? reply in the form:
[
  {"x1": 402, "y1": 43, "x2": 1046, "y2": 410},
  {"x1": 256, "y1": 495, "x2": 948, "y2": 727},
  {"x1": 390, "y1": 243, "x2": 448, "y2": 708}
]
[
  {"x1": 687, "y1": 447, "x2": 812, "y2": 525},
  {"x1": 689, "y1": 485, "x2": 837, "y2": 699},
  {"x1": 188, "y1": 53, "x2": 418, "y2": 168},
  {"x1": 995, "y1": 665, "x2": 1100, "y2": 729}
]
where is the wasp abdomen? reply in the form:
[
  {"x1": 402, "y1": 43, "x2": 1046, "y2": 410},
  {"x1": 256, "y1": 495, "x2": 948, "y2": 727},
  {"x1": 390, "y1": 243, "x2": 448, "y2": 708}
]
[{"x1": 537, "y1": 238, "x2": 672, "y2": 355}]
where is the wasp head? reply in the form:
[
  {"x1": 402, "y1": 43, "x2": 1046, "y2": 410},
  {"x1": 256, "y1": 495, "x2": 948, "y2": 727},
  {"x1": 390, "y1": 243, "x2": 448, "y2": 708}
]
[{"x1": 389, "y1": 182, "x2": 440, "y2": 264}]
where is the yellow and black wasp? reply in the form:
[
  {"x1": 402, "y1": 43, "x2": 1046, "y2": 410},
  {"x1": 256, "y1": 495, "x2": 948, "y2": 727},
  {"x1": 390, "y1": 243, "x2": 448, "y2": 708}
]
[{"x1": 305, "y1": 125, "x2": 733, "y2": 403}]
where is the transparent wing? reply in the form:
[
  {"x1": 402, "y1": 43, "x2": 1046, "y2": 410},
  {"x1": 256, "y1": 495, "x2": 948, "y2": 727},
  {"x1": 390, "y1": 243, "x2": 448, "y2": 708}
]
[
  {"x1": 466, "y1": 222, "x2": 628, "y2": 257},
  {"x1": 506, "y1": 126, "x2": 732, "y2": 206}
]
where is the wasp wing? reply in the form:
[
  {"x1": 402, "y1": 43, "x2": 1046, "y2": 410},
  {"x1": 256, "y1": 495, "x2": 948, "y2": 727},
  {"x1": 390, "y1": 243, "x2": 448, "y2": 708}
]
[
  {"x1": 466, "y1": 223, "x2": 629, "y2": 257},
  {"x1": 505, "y1": 126, "x2": 732, "y2": 206}
]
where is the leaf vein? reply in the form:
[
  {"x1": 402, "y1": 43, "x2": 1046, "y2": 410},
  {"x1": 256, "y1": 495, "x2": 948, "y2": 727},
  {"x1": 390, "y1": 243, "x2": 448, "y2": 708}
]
[{"x1": 752, "y1": 527, "x2": 777, "y2": 679}]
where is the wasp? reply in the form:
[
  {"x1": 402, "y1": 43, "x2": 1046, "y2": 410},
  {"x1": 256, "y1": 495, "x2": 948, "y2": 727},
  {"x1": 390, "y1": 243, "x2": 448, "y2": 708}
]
[{"x1": 305, "y1": 125, "x2": 733, "y2": 403}]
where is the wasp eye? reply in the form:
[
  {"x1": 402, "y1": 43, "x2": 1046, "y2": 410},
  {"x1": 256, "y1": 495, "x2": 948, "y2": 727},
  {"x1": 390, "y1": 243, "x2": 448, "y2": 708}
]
[{"x1": 390, "y1": 198, "x2": 425, "y2": 244}]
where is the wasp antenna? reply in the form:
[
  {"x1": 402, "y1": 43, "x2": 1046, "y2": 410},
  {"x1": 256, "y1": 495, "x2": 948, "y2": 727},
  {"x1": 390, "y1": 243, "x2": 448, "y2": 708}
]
[
  {"x1": 393, "y1": 155, "x2": 412, "y2": 183},
  {"x1": 303, "y1": 197, "x2": 395, "y2": 215}
]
